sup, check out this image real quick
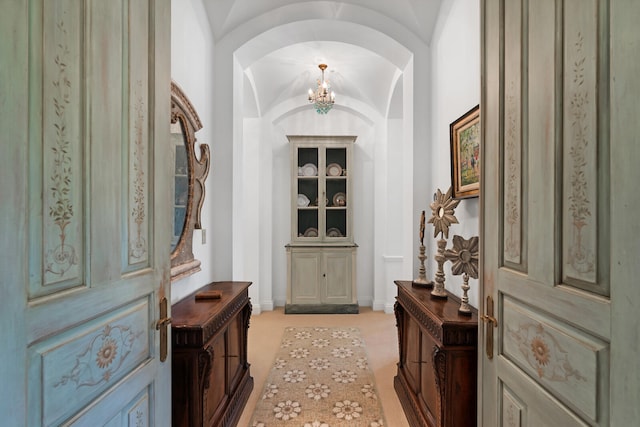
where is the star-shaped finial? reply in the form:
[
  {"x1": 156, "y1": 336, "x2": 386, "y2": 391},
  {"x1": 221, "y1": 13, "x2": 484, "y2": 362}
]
[
  {"x1": 427, "y1": 187, "x2": 460, "y2": 239},
  {"x1": 444, "y1": 235, "x2": 479, "y2": 279}
]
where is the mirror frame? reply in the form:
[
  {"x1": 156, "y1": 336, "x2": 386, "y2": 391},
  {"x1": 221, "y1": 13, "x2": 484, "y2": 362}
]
[{"x1": 170, "y1": 80, "x2": 210, "y2": 281}]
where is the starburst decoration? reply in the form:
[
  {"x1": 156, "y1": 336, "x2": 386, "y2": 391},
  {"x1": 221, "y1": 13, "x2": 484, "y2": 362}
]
[
  {"x1": 427, "y1": 187, "x2": 460, "y2": 239},
  {"x1": 444, "y1": 235, "x2": 479, "y2": 278}
]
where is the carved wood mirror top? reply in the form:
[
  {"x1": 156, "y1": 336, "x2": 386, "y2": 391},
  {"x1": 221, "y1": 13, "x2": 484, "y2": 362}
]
[{"x1": 170, "y1": 80, "x2": 210, "y2": 281}]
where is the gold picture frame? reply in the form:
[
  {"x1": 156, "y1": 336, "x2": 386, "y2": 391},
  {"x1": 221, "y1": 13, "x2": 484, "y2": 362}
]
[{"x1": 450, "y1": 105, "x2": 480, "y2": 199}]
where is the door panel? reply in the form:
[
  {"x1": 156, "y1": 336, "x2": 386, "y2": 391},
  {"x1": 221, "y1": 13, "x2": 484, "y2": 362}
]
[
  {"x1": 403, "y1": 316, "x2": 421, "y2": 394},
  {"x1": 419, "y1": 329, "x2": 438, "y2": 421},
  {"x1": 291, "y1": 251, "x2": 321, "y2": 302},
  {"x1": 204, "y1": 334, "x2": 227, "y2": 426},
  {"x1": 502, "y1": 0, "x2": 526, "y2": 270},
  {"x1": 29, "y1": 0, "x2": 86, "y2": 297},
  {"x1": 502, "y1": 296, "x2": 607, "y2": 421},
  {"x1": 28, "y1": 300, "x2": 150, "y2": 426},
  {"x1": 560, "y1": 0, "x2": 610, "y2": 296},
  {"x1": 324, "y1": 250, "x2": 351, "y2": 302},
  {"x1": 481, "y1": 0, "x2": 613, "y2": 425},
  {"x1": 501, "y1": 386, "x2": 525, "y2": 427},
  {"x1": 1, "y1": 1, "x2": 171, "y2": 425}
]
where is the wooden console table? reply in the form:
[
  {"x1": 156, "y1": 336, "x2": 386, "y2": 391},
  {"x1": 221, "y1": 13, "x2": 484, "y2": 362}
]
[
  {"x1": 394, "y1": 280, "x2": 478, "y2": 427},
  {"x1": 172, "y1": 281, "x2": 253, "y2": 427}
]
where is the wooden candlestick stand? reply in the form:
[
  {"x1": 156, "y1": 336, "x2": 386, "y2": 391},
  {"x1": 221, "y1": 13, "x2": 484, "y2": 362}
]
[
  {"x1": 431, "y1": 238, "x2": 448, "y2": 298},
  {"x1": 458, "y1": 273, "x2": 472, "y2": 314},
  {"x1": 413, "y1": 244, "x2": 433, "y2": 287}
]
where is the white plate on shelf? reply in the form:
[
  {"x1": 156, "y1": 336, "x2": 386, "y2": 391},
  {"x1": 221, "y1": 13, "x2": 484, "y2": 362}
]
[
  {"x1": 332, "y1": 192, "x2": 346, "y2": 207},
  {"x1": 327, "y1": 227, "x2": 343, "y2": 237},
  {"x1": 303, "y1": 227, "x2": 319, "y2": 237},
  {"x1": 301, "y1": 163, "x2": 317, "y2": 177},
  {"x1": 297, "y1": 194, "x2": 310, "y2": 207},
  {"x1": 326, "y1": 163, "x2": 343, "y2": 177}
]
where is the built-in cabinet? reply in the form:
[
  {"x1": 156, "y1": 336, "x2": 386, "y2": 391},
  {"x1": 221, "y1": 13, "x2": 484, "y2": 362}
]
[{"x1": 285, "y1": 136, "x2": 358, "y2": 314}]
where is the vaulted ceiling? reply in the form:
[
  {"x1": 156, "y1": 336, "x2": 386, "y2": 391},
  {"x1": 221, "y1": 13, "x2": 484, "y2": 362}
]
[{"x1": 201, "y1": 0, "x2": 443, "y2": 117}]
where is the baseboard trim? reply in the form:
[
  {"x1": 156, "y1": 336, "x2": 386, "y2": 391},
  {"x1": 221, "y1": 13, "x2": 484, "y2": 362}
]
[{"x1": 284, "y1": 303, "x2": 359, "y2": 314}]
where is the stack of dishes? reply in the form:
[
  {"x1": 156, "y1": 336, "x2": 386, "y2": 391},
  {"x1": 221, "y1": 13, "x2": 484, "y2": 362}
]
[
  {"x1": 303, "y1": 227, "x2": 319, "y2": 237},
  {"x1": 327, "y1": 227, "x2": 343, "y2": 237}
]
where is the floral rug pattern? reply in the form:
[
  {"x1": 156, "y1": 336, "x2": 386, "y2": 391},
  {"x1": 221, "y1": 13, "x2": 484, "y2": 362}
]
[{"x1": 250, "y1": 327, "x2": 386, "y2": 427}]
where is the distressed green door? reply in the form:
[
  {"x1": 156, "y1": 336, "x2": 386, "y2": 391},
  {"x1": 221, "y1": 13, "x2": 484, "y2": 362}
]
[
  {"x1": 0, "y1": 1, "x2": 172, "y2": 425},
  {"x1": 480, "y1": 0, "x2": 639, "y2": 425}
]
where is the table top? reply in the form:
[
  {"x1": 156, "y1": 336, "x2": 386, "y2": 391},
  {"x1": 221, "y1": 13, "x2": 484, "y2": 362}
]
[
  {"x1": 395, "y1": 280, "x2": 478, "y2": 328},
  {"x1": 172, "y1": 281, "x2": 251, "y2": 347}
]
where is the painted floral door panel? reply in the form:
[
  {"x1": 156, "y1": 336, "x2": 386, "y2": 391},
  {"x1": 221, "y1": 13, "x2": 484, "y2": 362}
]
[
  {"x1": 0, "y1": 1, "x2": 171, "y2": 426},
  {"x1": 480, "y1": 0, "x2": 619, "y2": 426}
]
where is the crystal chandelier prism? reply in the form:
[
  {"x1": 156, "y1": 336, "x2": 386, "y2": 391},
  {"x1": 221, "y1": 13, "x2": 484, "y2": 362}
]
[{"x1": 307, "y1": 64, "x2": 335, "y2": 114}]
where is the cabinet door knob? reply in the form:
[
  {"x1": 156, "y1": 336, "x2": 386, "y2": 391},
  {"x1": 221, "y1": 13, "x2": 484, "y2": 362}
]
[{"x1": 323, "y1": 273, "x2": 326, "y2": 277}]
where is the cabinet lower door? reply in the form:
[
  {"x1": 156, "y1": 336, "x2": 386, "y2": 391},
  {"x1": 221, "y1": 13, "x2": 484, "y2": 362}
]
[
  {"x1": 203, "y1": 334, "x2": 227, "y2": 426},
  {"x1": 420, "y1": 329, "x2": 439, "y2": 425},
  {"x1": 324, "y1": 250, "x2": 353, "y2": 304},
  {"x1": 290, "y1": 251, "x2": 321, "y2": 305},
  {"x1": 287, "y1": 246, "x2": 357, "y2": 311},
  {"x1": 227, "y1": 317, "x2": 242, "y2": 392}
]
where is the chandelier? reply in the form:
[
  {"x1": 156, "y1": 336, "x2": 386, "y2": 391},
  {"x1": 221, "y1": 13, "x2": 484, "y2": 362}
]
[{"x1": 307, "y1": 64, "x2": 335, "y2": 114}]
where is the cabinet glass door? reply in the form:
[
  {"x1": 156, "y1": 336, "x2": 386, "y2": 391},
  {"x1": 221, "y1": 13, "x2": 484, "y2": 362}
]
[
  {"x1": 296, "y1": 147, "x2": 319, "y2": 238},
  {"x1": 325, "y1": 147, "x2": 347, "y2": 239}
]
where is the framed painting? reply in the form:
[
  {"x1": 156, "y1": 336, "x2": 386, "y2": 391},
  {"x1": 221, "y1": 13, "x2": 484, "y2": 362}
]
[{"x1": 450, "y1": 105, "x2": 480, "y2": 199}]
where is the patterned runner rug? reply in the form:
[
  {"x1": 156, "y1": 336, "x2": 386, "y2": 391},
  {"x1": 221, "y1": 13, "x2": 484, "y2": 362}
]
[{"x1": 250, "y1": 326, "x2": 386, "y2": 427}]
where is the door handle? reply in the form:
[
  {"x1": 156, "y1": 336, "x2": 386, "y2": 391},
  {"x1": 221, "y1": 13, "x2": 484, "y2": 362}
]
[
  {"x1": 156, "y1": 297, "x2": 172, "y2": 362},
  {"x1": 480, "y1": 295, "x2": 498, "y2": 360}
]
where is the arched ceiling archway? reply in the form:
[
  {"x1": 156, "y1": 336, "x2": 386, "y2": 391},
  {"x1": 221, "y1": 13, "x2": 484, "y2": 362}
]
[{"x1": 202, "y1": 0, "x2": 442, "y2": 118}]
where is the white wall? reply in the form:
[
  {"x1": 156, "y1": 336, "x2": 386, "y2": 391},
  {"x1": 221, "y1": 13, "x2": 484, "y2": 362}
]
[
  {"x1": 169, "y1": 1, "x2": 480, "y2": 312},
  {"x1": 429, "y1": 0, "x2": 481, "y2": 308},
  {"x1": 224, "y1": 16, "x2": 425, "y2": 314},
  {"x1": 170, "y1": 0, "x2": 218, "y2": 303}
]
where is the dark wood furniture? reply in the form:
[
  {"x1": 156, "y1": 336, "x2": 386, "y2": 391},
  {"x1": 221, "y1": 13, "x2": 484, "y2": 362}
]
[
  {"x1": 394, "y1": 280, "x2": 478, "y2": 427},
  {"x1": 172, "y1": 281, "x2": 253, "y2": 427}
]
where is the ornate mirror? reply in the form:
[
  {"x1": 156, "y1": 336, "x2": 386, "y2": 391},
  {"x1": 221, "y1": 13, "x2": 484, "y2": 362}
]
[{"x1": 170, "y1": 80, "x2": 210, "y2": 281}]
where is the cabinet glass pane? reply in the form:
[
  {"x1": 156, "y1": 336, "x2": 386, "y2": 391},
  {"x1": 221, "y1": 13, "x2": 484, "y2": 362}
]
[
  {"x1": 296, "y1": 147, "x2": 319, "y2": 238},
  {"x1": 326, "y1": 147, "x2": 347, "y2": 176},
  {"x1": 298, "y1": 147, "x2": 318, "y2": 174},
  {"x1": 298, "y1": 179, "x2": 318, "y2": 206},
  {"x1": 326, "y1": 209, "x2": 347, "y2": 238},
  {"x1": 298, "y1": 210, "x2": 318, "y2": 237},
  {"x1": 326, "y1": 179, "x2": 346, "y2": 207}
]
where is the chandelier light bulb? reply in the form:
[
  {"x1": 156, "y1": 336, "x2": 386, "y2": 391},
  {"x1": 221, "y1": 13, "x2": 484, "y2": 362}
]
[{"x1": 307, "y1": 63, "x2": 335, "y2": 114}]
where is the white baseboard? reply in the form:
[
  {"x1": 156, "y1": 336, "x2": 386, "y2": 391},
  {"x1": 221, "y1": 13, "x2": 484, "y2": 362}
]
[
  {"x1": 358, "y1": 297, "x2": 373, "y2": 307},
  {"x1": 251, "y1": 300, "x2": 274, "y2": 314},
  {"x1": 384, "y1": 302, "x2": 396, "y2": 314},
  {"x1": 372, "y1": 300, "x2": 386, "y2": 311}
]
